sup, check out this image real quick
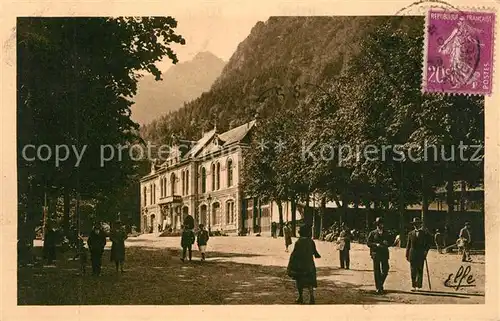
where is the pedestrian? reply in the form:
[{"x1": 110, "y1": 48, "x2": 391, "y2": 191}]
[
  {"x1": 43, "y1": 223, "x2": 58, "y2": 266},
  {"x1": 271, "y1": 222, "x2": 277, "y2": 238},
  {"x1": 434, "y1": 229, "x2": 444, "y2": 254},
  {"x1": 88, "y1": 223, "x2": 107, "y2": 276},
  {"x1": 283, "y1": 222, "x2": 293, "y2": 252},
  {"x1": 180, "y1": 225, "x2": 195, "y2": 262},
  {"x1": 75, "y1": 235, "x2": 88, "y2": 275},
  {"x1": 459, "y1": 222, "x2": 472, "y2": 262},
  {"x1": 366, "y1": 217, "x2": 391, "y2": 294},
  {"x1": 338, "y1": 224, "x2": 351, "y2": 269},
  {"x1": 287, "y1": 225, "x2": 321, "y2": 304},
  {"x1": 405, "y1": 217, "x2": 432, "y2": 291},
  {"x1": 183, "y1": 213, "x2": 195, "y2": 230},
  {"x1": 110, "y1": 220, "x2": 128, "y2": 273},
  {"x1": 197, "y1": 224, "x2": 210, "y2": 261}
]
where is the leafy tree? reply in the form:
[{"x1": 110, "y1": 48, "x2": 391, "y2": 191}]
[{"x1": 17, "y1": 17, "x2": 185, "y2": 239}]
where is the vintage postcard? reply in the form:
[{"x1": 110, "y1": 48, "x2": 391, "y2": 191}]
[{"x1": 1, "y1": 0, "x2": 499, "y2": 320}]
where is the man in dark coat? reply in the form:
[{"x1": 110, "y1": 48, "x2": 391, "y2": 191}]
[
  {"x1": 406, "y1": 217, "x2": 432, "y2": 291},
  {"x1": 88, "y1": 223, "x2": 107, "y2": 276},
  {"x1": 366, "y1": 217, "x2": 392, "y2": 294},
  {"x1": 183, "y1": 214, "x2": 195, "y2": 230},
  {"x1": 180, "y1": 225, "x2": 195, "y2": 262},
  {"x1": 338, "y1": 224, "x2": 351, "y2": 269}
]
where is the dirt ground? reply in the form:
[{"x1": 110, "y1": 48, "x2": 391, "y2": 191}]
[{"x1": 18, "y1": 234, "x2": 485, "y2": 305}]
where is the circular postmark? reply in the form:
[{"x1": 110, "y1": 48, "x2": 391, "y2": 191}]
[{"x1": 395, "y1": 0, "x2": 463, "y2": 16}]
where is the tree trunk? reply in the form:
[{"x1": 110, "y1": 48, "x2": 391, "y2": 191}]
[
  {"x1": 278, "y1": 201, "x2": 284, "y2": 237},
  {"x1": 460, "y1": 180, "x2": 466, "y2": 212},
  {"x1": 364, "y1": 201, "x2": 370, "y2": 232},
  {"x1": 320, "y1": 196, "x2": 326, "y2": 238},
  {"x1": 63, "y1": 186, "x2": 70, "y2": 238},
  {"x1": 258, "y1": 198, "x2": 262, "y2": 234},
  {"x1": 421, "y1": 173, "x2": 429, "y2": 227},
  {"x1": 445, "y1": 178, "x2": 454, "y2": 246},
  {"x1": 312, "y1": 206, "x2": 316, "y2": 239},
  {"x1": 332, "y1": 195, "x2": 342, "y2": 225},
  {"x1": 291, "y1": 198, "x2": 297, "y2": 237},
  {"x1": 252, "y1": 197, "x2": 258, "y2": 233},
  {"x1": 305, "y1": 194, "x2": 311, "y2": 226},
  {"x1": 399, "y1": 163, "x2": 407, "y2": 248}
]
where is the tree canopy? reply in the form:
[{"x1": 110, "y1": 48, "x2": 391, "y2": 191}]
[{"x1": 17, "y1": 17, "x2": 185, "y2": 233}]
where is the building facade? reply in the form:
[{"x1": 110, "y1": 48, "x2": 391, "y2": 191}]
[{"x1": 140, "y1": 121, "x2": 255, "y2": 234}]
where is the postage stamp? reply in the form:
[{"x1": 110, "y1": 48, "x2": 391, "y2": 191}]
[{"x1": 423, "y1": 9, "x2": 496, "y2": 95}]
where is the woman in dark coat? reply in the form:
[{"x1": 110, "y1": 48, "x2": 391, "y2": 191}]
[
  {"x1": 110, "y1": 221, "x2": 128, "y2": 273},
  {"x1": 287, "y1": 225, "x2": 321, "y2": 304}
]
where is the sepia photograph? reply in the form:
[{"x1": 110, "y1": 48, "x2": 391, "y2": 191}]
[{"x1": 2, "y1": 0, "x2": 498, "y2": 318}]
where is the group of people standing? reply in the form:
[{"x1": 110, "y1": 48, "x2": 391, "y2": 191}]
[
  {"x1": 286, "y1": 216, "x2": 473, "y2": 303},
  {"x1": 179, "y1": 214, "x2": 210, "y2": 262},
  {"x1": 79, "y1": 220, "x2": 128, "y2": 276}
]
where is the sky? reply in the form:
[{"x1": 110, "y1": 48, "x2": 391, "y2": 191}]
[{"x1": 155, "y1": 13, "x2": 270, "y2": 71}]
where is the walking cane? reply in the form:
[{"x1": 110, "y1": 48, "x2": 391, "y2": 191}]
[{"x1": 425, "y1": 258, "x2": 432, "y2": 291}]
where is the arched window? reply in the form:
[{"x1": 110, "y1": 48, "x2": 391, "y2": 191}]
[
  {"x1": 185, "y1": 170, "x2": 189, "y2": 195},
  {"x1": 201, "y1": 167, "x2": 207, "y2": 193},
  {"x1": 227, "y1": 158, "x2": 233, "y2": 187},
  {"x1": 153, "y1": 183, "x2": 156, "y2": 204},
  {"x1": 211, "y1": 163, "x2": 216, "y2": 191},
  {"x1": 149, "y1": 184, "x2": 153, "y2": 205},
  {"x1": 170, "y1": 173, "x2": 176, "y2": 195},
  {"x1": 226, "y1": 201, "x2": 235, "y2": 224},
  {"x1": 216, "y1": 163, "x2": 221, "y2": 190},
  {"x1": 143, "y1": 186, "x2": 147, "y2": 206}
]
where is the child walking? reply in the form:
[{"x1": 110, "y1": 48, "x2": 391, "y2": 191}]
[
  {"x1": 287, "y1": 225, "x2": 321, "y2": 304},
  {"x1": 197, "y1": 224, "x2": 210, "y2": 261},
  {"x1": 180, "y1": 225, "x2": 195, "y2": 262}
]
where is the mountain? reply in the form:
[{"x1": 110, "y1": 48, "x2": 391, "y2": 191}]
[
  {"x1": 140, "y1": 16, "x2": 422, "y2": 144},
  {"x1": 131, "y1": 51, "x2": 226, "y2": 125}
]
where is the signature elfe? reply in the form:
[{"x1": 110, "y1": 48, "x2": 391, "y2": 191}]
[{"x1": 444, "y1": 265, "x2": 476, "y2": 290}]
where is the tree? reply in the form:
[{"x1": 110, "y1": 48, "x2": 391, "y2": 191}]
[
  {"x1": 330, "y1": 17, "x2": 484, "y2": 244},
  {"x1": 17, "y1": 17, "x2": 185, "y2": 238}
]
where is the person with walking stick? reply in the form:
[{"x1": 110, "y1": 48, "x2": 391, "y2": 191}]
[
  {"x1": 405, "y1": 217, "x2": 433, "y2": 291},
  {"x1": 366, "y1": 217, "x2": 391, "y2": 295}
]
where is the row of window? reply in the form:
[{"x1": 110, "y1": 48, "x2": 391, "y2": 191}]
[
  {"x1": 159, "y1": 170, "x2": 190, "y2": 198},
  {"x1": 144, "y1": 183, "x2": 156, "y2": 206},
  {"x1": 200, "y1": 200, "x2": 236, "y2": 226},
  {"x1": 200, "y1": 158, "x2": 234, "y2": 193},
  {"x1": 142, "y1": 158, "x2": 235, "y2": 206}
]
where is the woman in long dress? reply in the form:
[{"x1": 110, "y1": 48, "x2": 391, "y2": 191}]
[
  {"x1": 287, "y1": 225, "x2": 321, "y2": 304},
  {"x1": 110, "y1": 221, "x2": 128, "y2": 273}
]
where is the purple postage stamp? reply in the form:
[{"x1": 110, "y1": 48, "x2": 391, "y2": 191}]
[{"x1": 423, "y1": 9, "x2": 495, "y2": 95}]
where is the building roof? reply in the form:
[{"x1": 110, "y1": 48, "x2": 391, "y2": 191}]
[
  {"x1": 184, "y1": 120, "x2": 256, "y2": 159},
  {"x1": 218, "y1": 120, "x2": 256, "y2": 146},
  {"x1": 183, "y1": 128, "x2": 216, "y2": 159}
]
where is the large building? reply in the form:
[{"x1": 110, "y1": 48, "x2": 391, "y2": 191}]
[{"x1": 140, "y1": 120, "x2": 297, "y2": 234}]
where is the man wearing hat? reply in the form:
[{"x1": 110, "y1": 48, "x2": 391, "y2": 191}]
[
  {"x1": 459, "y1": 222, "x2": 472, "y2": 262},
  {"x1": 366, "y1": 217, "x2": 392, "y2": 294},
  {"x1": 405, "y1": 217, "x2": 432, "y2": 291}
]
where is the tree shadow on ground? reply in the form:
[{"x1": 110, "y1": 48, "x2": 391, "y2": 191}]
[{"x1": 17, "y1": 245, "x2": 467, "y2": 305}]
